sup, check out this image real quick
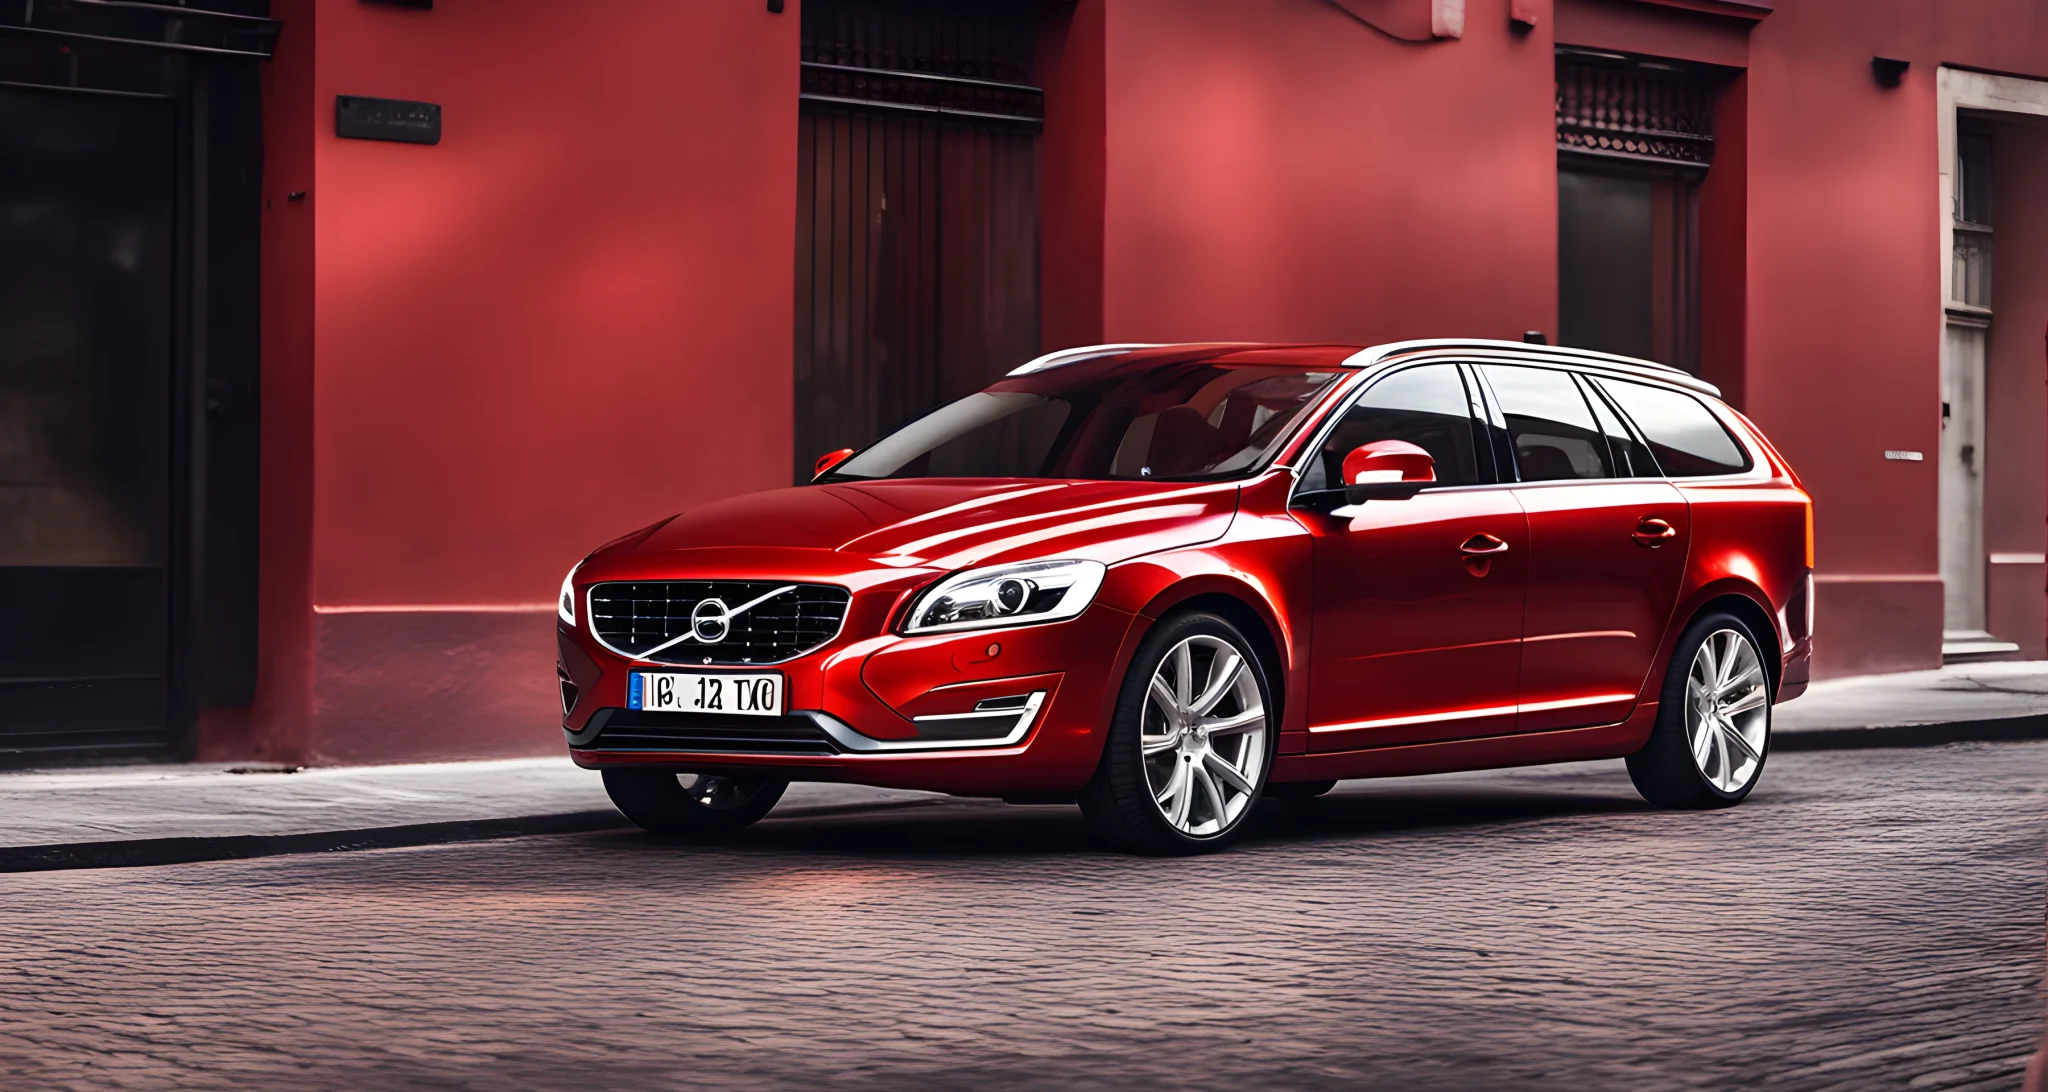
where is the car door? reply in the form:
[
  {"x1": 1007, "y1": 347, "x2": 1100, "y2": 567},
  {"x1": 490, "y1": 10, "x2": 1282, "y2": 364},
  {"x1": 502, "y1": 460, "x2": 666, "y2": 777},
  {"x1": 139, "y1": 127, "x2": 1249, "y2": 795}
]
[
  {"x1": 1295, "y1": 362, "x2": 1529, "y2": 751},
  {"x1": 1475, "y1": 363, "x2": 1690, "y2": 734}
]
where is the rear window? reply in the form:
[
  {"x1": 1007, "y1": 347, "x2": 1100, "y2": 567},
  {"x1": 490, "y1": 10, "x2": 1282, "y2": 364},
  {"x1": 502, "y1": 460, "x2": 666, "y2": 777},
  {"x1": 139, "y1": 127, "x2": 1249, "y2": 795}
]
[{"x1": 1595, "y1": 378, "x2": 1751, "y2": 477}]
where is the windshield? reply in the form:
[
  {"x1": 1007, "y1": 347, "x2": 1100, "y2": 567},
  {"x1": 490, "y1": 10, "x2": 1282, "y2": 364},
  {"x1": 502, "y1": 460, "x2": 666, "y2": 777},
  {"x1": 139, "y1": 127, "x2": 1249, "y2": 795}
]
[{"x1": 824, "y1": 354, "x2": 1344, "y2": 483}]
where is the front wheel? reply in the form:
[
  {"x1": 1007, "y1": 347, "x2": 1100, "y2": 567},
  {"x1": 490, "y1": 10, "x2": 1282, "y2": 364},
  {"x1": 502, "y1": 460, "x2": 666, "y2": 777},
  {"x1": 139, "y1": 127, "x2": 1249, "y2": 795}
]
[
  {"x1": 1079, "y1": 612, "x2": 1276, "y2": 855},
  {"x1": 1627, "y1": 611, "x2": 1772, "y2": 809},
  {"x1": 602, "y1": 770, "x2": 788, "y2": 835}
]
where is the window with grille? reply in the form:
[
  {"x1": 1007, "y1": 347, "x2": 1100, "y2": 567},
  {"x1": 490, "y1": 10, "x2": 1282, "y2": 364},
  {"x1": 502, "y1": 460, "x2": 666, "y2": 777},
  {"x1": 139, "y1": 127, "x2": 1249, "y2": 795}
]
[
  {"x1": 1556, "y1": 49, "x2": 1727, "y2": 373},
  {"x1": 1952, "y1": 128, "x2": 1993, "y2": 312}
]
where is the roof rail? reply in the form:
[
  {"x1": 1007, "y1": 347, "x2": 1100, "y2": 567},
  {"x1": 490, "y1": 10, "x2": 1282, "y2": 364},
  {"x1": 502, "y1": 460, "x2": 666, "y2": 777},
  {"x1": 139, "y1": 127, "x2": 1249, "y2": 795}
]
[
  {"x1": 1006, "y1": 343, "x2": 1161, "y2": 376},
  {"x1": 1342, "y1": 338, "x2": 1721, "y2": 398}
]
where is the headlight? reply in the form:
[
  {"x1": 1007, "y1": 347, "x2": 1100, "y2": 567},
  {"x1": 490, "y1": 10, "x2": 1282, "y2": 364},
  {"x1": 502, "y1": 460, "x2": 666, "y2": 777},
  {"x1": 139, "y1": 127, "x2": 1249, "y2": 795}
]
[
  {"x1": 558, "y1": 562, "x2": 580, "y2": 626},
  {"x1": 903, "y1": 559, "x2": 1106, "y2": 635}
]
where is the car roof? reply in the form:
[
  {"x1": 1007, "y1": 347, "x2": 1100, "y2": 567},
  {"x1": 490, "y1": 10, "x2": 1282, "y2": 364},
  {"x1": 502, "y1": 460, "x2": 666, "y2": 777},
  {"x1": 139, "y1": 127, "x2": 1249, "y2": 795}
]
[{"x1": 1010, "y1": 339, "x2": 1722, "y2": 400}]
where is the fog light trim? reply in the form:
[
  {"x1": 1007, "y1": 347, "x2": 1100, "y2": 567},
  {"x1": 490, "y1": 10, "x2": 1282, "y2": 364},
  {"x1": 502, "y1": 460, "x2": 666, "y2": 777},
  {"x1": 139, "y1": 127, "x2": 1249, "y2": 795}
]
[{"x1": 806, "y1": 690, "x2": 1047, "y2": 753}]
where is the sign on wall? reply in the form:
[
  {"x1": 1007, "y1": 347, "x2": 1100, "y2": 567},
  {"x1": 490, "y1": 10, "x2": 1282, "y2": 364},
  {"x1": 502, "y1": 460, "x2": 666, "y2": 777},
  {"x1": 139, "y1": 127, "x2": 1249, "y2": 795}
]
[{"x1": 335, "y1": 96, "x2": 441, "y2": 145}]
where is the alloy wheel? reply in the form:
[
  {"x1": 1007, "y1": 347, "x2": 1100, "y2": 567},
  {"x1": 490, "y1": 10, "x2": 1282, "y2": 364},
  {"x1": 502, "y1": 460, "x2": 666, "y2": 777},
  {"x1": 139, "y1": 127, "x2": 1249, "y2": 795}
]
[
  {"x1": 1139, "y1": 635, "x2": 1269, "y2": 837},
  {"x1": 1684, "y1": 628, "x2": 1769, "y2": 793}
]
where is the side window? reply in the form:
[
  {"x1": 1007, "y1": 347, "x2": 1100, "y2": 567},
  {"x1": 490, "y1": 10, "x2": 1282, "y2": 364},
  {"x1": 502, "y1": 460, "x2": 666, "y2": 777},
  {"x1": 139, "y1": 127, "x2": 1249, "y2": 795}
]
[
  {"x1": 1479, "y1": 365, "x2": 1613, "y2": 482},
  {"x1": 1595, "y1": 378, "x2": 1751, "y2": 477},
  {"x1": 1581, "y1": 377, "x2": 1655, "y2": 477},
  {"x1": 1299, "y1": 364, "x2": 1483, "y2": 491}
]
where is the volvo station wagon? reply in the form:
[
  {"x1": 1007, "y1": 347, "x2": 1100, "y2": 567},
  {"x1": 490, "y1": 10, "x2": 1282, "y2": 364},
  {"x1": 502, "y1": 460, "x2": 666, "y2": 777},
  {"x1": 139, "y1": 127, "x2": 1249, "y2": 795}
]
[{"x1": 555, "y1": 340, "x2": 1812, "y2": 854}]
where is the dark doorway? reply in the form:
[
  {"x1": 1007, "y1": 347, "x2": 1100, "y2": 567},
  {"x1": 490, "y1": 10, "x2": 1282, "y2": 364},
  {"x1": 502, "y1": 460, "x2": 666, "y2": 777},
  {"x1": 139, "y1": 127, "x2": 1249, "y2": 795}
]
[
  {"x1": 0, "y1": 86, "x2": 177, "y2": 757},
  {"x1": 794, "y1": 0, "x2": 1046, "y2": 479},
  {"x1": 0, "y1": 9, "x2": 271, "y2": 765},
  {"x1": 1558, "y1": 166, "x2": 1696, "y2": 367},
  {"x1": 1555, "y1": 49, "x2": 1721, "y2": 373}
]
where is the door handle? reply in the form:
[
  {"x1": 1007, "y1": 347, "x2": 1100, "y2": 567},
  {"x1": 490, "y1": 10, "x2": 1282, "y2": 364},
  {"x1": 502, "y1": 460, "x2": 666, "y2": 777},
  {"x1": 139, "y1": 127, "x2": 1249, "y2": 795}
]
[
  {"x1": 1459, "y1": 533, "x2": 1508, "y2": 577},
  {"x1": 1459, "y1": 533, "x2": 1510, "y2": 556},
  {"x1": 1631, "y1": 517, "x2": 1678, "y2": 548}
]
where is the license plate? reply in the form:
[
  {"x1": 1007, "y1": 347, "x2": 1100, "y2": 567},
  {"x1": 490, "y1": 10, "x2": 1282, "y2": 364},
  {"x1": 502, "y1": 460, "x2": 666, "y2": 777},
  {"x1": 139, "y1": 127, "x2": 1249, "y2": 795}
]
[{"x1": 629, "y1": 672, "x2": 784, "y2": 716}]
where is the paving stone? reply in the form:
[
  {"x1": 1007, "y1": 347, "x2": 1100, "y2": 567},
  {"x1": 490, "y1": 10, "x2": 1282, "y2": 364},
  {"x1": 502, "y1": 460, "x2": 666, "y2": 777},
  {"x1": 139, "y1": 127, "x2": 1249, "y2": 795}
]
[{"x1": 0, "y1": 744, "x2": 2042, "y2": 1090}]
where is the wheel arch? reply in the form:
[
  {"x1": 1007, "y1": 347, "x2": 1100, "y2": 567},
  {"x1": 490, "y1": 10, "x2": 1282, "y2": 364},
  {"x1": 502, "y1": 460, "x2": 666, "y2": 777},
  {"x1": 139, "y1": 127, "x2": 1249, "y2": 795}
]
[
  {"x1": 1126, "y1": 576, "x2": 1295, "y2": 737},
  {"x1": 1669, "y1": 583, "x2": 1784, "y2": 698}
]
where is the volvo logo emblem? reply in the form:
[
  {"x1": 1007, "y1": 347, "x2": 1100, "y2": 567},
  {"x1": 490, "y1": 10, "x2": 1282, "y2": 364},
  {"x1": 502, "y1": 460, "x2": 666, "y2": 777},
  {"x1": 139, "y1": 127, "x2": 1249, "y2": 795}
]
[
  {"x1": 629, "y1": 585, "x2": 798, "y2": 662},
  {"x1": 691, "y1": 598, "x2": 731, "y2": 644}
]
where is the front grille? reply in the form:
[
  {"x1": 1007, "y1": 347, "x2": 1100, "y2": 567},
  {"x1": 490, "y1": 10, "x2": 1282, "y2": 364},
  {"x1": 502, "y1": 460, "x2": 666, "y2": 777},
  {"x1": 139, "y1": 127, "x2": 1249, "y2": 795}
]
[
  {"x1": 584, "y1": 709, "x2": 839, "y2": 756},
  {"x1": 588, "y1": 581, "x2": 850, "y2": 665}
]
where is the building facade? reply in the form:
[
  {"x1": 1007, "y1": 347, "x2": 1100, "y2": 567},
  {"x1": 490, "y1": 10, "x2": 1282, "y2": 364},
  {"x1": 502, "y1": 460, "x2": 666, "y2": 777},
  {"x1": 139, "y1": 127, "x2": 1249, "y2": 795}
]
[{"x1": 2, "y1": 0, "x2": 2045, "y2": 767}]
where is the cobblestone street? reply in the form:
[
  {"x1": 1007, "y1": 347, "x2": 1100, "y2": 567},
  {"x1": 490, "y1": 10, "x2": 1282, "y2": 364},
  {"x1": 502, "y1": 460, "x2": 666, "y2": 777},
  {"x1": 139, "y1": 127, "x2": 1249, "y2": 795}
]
[{"x1": 3, "y1": 743, "x2": 2044, "y2": 1091}]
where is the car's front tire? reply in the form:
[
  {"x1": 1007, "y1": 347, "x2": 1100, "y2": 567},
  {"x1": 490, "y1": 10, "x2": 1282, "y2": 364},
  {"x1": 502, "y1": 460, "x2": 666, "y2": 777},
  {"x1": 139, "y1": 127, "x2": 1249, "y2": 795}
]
[
  {"x1": 1627, "y1": 610, "x2": 1773, "y2": 809},
  {"x1": 1079, "y1": 611, "x2": 1276, "y2": 855},
  {"x1": 602, "y1": 770, "x2": 788, "y2": 835}
]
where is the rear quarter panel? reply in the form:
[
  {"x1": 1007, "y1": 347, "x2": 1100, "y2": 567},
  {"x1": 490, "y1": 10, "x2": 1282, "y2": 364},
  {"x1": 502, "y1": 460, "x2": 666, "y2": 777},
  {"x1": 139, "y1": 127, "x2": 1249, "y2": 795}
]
[{"x1": 1661, "y1": 407, "x2": 1813, "y2": 702}]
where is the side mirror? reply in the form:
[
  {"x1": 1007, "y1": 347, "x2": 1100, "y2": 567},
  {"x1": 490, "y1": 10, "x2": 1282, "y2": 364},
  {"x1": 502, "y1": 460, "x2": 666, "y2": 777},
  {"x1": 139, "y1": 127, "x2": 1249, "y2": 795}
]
[
  {"x1": 812, "y1": 447, "x2": 856, "y2": 481},
  {"x1": 1341, "y1": 440, "x2": 1435, "y2": 501}
]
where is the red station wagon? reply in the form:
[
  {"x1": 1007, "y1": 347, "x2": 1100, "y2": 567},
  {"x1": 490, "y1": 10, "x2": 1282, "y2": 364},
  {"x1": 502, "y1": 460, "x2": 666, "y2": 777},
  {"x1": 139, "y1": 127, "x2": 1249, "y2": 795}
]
[{"x1": 556, "y1": 341, "x2": 1813, "y2": 854}]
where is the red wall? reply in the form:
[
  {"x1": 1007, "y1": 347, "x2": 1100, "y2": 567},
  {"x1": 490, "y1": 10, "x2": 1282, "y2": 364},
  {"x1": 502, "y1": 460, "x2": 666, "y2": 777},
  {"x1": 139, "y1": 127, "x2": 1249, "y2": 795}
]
[
  {"x1": 1078, "y1": 0, "x2": 2048, "y2": 677},
  {"x1": 309, "y1": 1, "x2": 798, "y2": 609},
  {"x1": 1553, "y1": 0, "x2": 1750, "y2": 67},
  {"x1": 232, "y1": 0, "x2": 2048, "y2": 765},
  {"x1": 231, "y1": 0, "x2": 319, "y2": 764},
  {"x1": 242, "y1": 0, "x2": 801, "y2": 764},
  {"x1": 1093, "y1": 0, "x2": 1558, "y2": 346},
  {"x1": 1743, "y1": 1, "x2": 1945, "y2": 675},
  {"x1": 1742, "y1": 0, "x2": 2048, "y2": 675}
]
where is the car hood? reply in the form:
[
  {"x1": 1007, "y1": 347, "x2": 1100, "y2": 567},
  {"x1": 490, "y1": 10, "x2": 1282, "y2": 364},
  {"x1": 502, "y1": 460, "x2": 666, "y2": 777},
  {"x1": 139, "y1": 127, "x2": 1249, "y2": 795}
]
[{"x1": 624, "y1": 478, "x2": 1241, "y2": 571}]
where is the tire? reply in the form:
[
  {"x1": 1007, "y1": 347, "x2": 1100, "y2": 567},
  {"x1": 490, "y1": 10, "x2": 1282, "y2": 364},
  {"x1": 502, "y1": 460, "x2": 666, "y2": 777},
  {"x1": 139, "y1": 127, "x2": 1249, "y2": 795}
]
[
  {"x1": 1264, "y1": 779, "x2": 1337, "y2": 802},
  {"x1": 602, "y1": 770, "x2": 788, "y2": 835},
  {"x1": 1079, "y1": 611, "x2": 1277, "y2": 855},
  {"x1": 1627, "y1": 610, "x2": 1773, "y2": 809}
]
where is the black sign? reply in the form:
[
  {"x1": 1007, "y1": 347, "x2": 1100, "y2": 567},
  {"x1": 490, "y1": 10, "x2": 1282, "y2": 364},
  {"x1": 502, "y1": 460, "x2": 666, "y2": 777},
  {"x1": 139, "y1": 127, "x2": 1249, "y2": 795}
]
[{"x1": 336, "y1": 96, "x2": 441, "y2": 145}]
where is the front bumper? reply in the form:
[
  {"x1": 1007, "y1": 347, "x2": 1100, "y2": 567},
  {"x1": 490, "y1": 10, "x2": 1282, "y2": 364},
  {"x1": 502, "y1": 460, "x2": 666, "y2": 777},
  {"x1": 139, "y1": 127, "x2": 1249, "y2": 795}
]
[{"x1": 557, "y1": 599, "x2": 1141, "y2": 795}]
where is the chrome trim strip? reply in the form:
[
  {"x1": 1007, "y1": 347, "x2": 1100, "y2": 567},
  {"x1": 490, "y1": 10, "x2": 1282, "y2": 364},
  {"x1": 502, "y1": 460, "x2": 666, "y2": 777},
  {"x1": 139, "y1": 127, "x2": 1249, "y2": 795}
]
[
  {"x1": 910, "y1": 708, "x2": 1028, "y2": 722},
  {"x1": 584, "y1": 581, "x2": 851, "y2": 667},
  {"x1": 809, "y1": 690, "x2": 1047, "y2": 752},
  {"x1": 1271, "y1": 367, "x2": 1380, "y2": 471},
  {"x1": 1006, "y1": 343, "x2": 1159, "y2": 376},
  {"x1": 1283, "y1": 349, "x2": 1760, "y2": 503},
  {"x1": 1446, "y1": 346, "x2": 1723, "y2": 398},
  {"x1": 1310, "y1": 703, "x2": 1517, "y2": 734},
  {"x1": 1310, "y1": 691, "x2": 1638, "y2": 733},
  {"x1": 1518, "y1": 692, "x2": 1640, "y2": 713},
  {"x1": 1339, "y1": 339, "x2": 1721, "y2": 398},
  {"x1": 1276, "y1": 359, "x2": 1454, "y2": 483}
]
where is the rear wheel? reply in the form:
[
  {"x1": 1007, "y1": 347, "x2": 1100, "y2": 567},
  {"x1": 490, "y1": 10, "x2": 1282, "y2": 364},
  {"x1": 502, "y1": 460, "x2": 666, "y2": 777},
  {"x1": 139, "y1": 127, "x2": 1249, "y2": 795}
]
[
  {"x1": 1627, "y1": 611, "x2": 1772, "y2": 809},
  {"x1": 1079, "y1": 612, "x2": 1275, "y2": 855},
  {"x1": 602, "y1": 770, "x2": 788, "y2": 835}
]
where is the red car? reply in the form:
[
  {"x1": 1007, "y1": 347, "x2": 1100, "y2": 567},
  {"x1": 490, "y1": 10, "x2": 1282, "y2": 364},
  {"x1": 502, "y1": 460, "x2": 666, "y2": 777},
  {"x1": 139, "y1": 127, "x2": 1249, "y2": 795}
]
[{"x1": 557, "y1": 340, "x2": 1812, "y2": 854}]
